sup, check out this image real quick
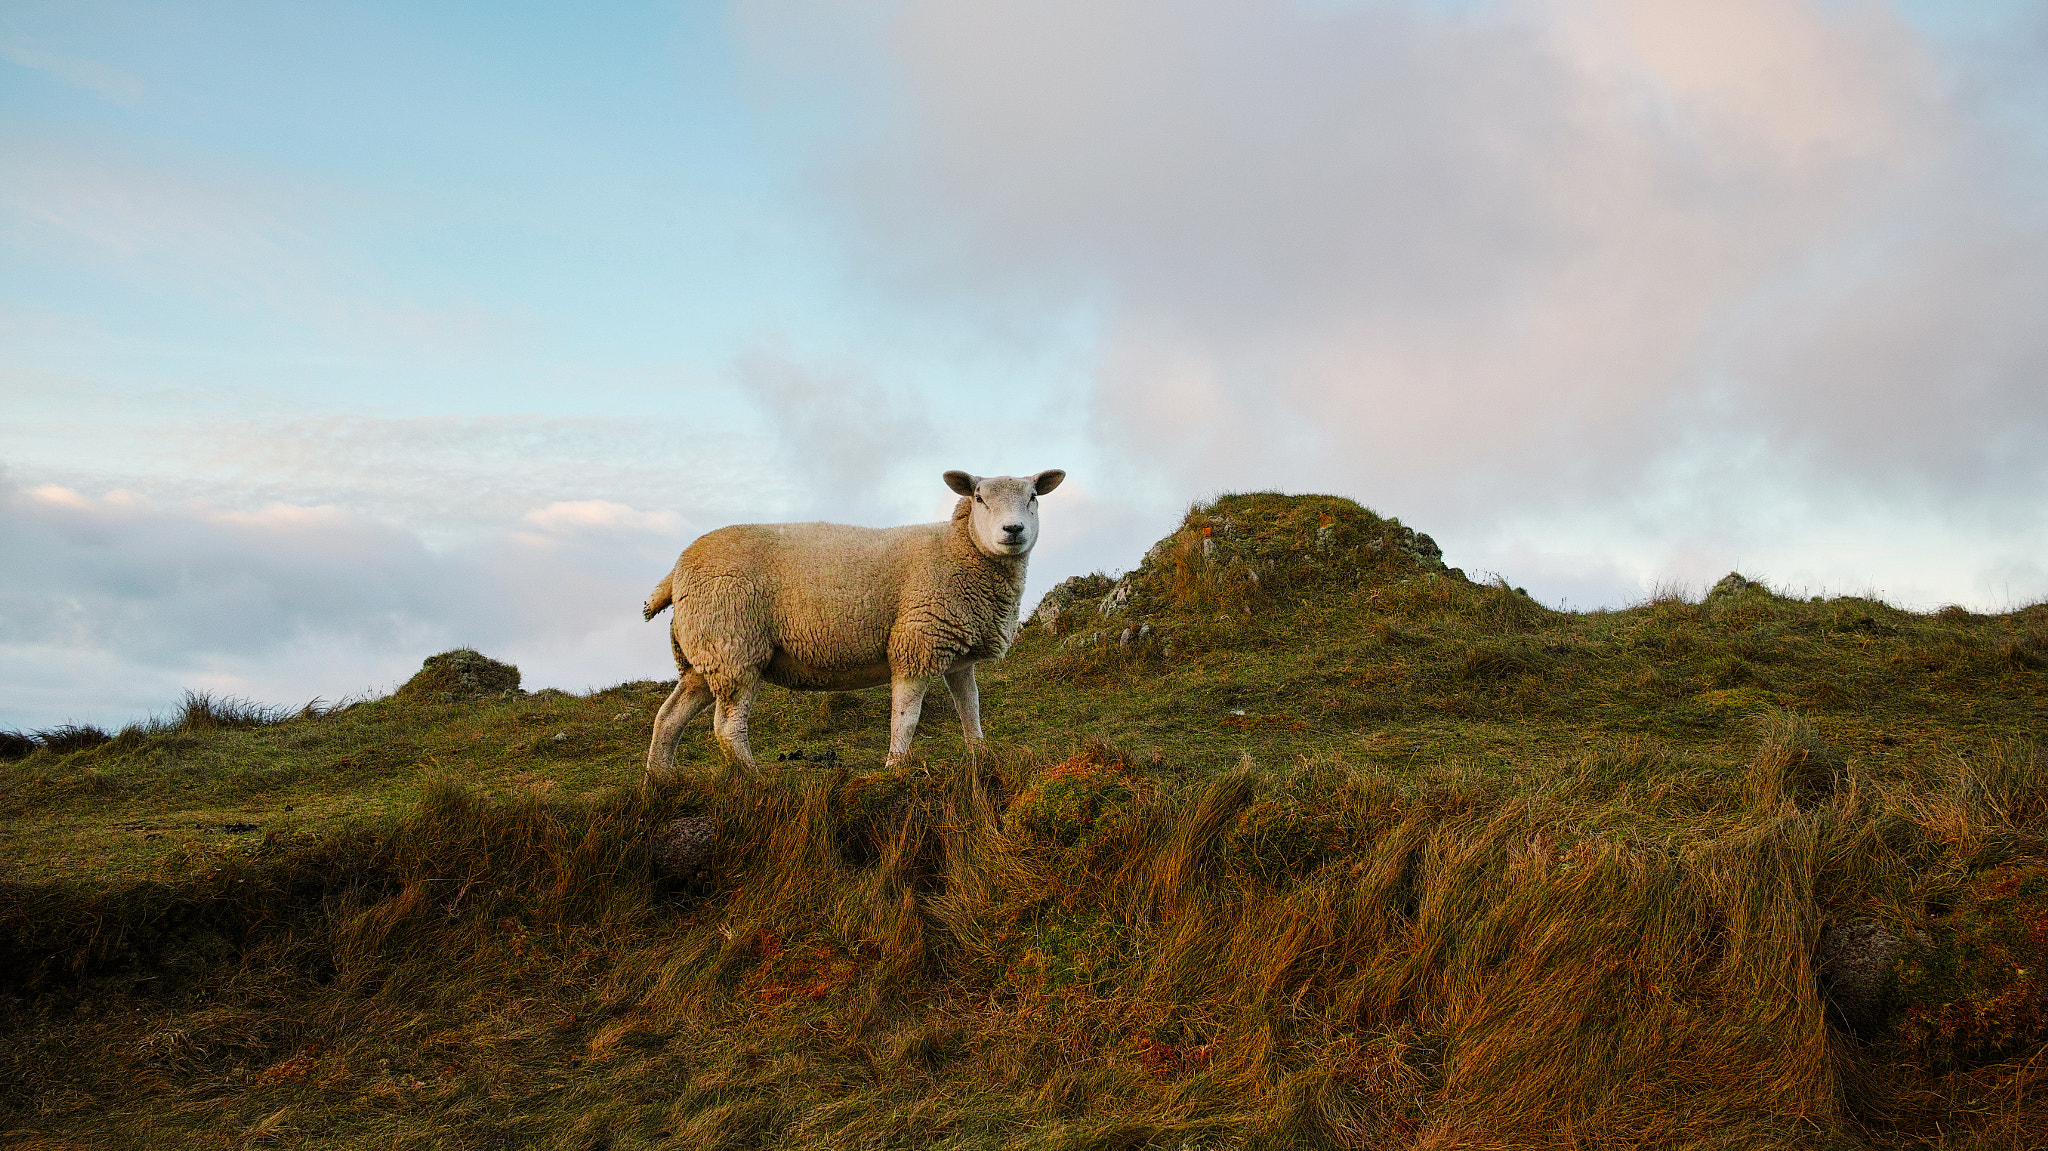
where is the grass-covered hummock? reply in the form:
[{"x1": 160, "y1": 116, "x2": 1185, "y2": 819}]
[{"x1": 4, "y1": 493, "x2": 2045, "y2": 1148}]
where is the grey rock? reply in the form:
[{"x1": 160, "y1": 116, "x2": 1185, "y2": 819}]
[
  {"x1": 1032, "y1": 573, "x2": 1118, "y2": 631},
  {"x1": 1816, "y1": 919, "x2": 1915, "y2": 1034},
  {"x1": 653, "y1": 815, "x2": 718, "y2": 884},
  {"x1": 1097, "y1": 576, "x2": 1133, "y2": 617}
]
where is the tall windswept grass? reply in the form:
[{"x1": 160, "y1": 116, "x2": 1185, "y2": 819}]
[
  {"x1": 11, "y1": 708, "x2": 2041, "y2": 1147},
  {"x1": 172, "y1": 689, "x2": 294, "y2": 732}
]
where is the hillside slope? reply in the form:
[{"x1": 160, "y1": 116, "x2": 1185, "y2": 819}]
[{"x1": 5, "y1": 493, "x2": 2047, "y2": 1149}]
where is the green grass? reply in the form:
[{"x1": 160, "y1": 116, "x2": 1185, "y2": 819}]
[{"x1": 4, "y1": 493, "x2": 2046, "y2": 1149}]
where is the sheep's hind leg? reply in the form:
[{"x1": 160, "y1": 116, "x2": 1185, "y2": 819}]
[
  {"x1": 645, "y1": 670, "x2": 713, "y2": 783},
  {"x1": 885, "y1": 675, "x2": 931, "y2": 767},
  {"x1": 708, "y1": 670, "x2": 764, "y2": 780}
]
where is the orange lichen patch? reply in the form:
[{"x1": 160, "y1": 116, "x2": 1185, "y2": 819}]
[
  {"x1": 1133, "y1": 1032, "x2": 1216, "y2": 1077},
  {"x1": 1004, "y1": 744, "x2": 1154, "y2": 881},
  {"x1": 737, "y1": 933, "x2": 859, "y2": 1007},
  {"x1": 244, "y1": 1043, "x2": 326, "y2": 1087}
]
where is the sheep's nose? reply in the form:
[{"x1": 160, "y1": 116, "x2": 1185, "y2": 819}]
[{"x1": 1002, "y1": 523, "x2": 1025, "y2": 536}]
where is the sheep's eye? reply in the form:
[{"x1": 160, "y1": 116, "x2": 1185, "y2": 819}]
[{"x1": 974, "y1": 495, "x2": 984, "y2": 504}]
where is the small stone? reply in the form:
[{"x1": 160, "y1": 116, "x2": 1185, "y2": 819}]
[
  {"x1": 653, "y1": 815, "x2": 718, "y2": 881},
  {"x1": 1097, "y1": 576, "x2": 1134, "y2": 617},
  {"x1": 1816, "y1": 919, "x2": 1910, "y2": 1034}
]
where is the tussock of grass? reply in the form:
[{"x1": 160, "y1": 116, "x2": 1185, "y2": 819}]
[
  {"x1": 170, "y1": 689, "x2": 299, "y2": 732},
  {"x1": 4, "y1": 493, "x2": 2046, "y2": 1147}
]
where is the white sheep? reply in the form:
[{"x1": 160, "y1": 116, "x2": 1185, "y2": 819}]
[{"x1": 642, "y1": 469, "x2": 1066, "y2": 778}]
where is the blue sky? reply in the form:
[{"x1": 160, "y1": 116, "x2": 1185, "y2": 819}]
[{"x1": 4, "y1": 0, "x2": 2046, "y2": 729}]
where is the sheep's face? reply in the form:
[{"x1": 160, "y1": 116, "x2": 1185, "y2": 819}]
[{"x1": 945, "y1": 469, "x2": 1065, "y2": 559}]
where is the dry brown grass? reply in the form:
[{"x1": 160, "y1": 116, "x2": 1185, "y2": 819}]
[{"x1": 5, "y1": 713, "x2": 2045, "y2": 1148}]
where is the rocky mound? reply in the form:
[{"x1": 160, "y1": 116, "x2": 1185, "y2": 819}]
[
  {"x1": 1032, "y1": 492, "x2": 1458, "y2": 638},
  {"x1": 396, "y1": 649, "x2": 523, "y2": 702}
]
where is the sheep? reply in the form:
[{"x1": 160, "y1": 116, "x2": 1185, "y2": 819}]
[{"x1": 642, "y1": 468, "x2": 1066, "y2": 779}]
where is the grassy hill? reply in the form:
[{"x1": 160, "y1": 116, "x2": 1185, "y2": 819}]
[{"x1": 4, "y1": 493, "x2": 2046, "y2": 1149}]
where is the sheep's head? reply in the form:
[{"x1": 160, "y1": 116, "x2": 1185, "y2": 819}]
[{"x1": 946, "y1": 469, "x2": 1065, "y2": 559}]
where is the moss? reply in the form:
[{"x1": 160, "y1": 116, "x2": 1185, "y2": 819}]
[
  {"x1": 1894, "y1": 862, "x2": 2048, "y2": 1067},
  {"x1": 1004, "y1": 743, "x2": 1153, "y2": 879}
]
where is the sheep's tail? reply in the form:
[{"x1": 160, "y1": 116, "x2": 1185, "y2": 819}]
[{"x1": 643, "y1": 572, "x2": 675, "y2": 621}]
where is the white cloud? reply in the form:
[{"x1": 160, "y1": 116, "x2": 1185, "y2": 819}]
[
  {"x1": 0, "y1": 472, "x2": 692, "y2": 729},
  {"x1": 520, "y1": 500, "x2": 687, "y2": 539},
  {"x1": 737, "y1": 0, "x2": 2048, "y2": 609}
]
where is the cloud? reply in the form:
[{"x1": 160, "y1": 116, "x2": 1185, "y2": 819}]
[
  {"x1": 2, "y1": 480, "x2": 452, "y2": 662},
  {"x1": 0, "y1": 471, "x2": 691, "y2": 729},
  {"x1": 1, "y1": 409, "x2": 779, "y2": 543},
  {"x1": 733, "y1": 348, "x2": 952, "y2": 522},
  {"x1": 519, "y1": 500, "x2": 687, "y2": 539},
  {"x1": 0, "y1": 35, "x2": 144, "y2": 105},
  {"x1": 735, "y1": 0, "x2": 2048, "y2": 607}
]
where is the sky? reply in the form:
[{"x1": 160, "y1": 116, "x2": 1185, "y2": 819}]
[{"x1": 3, "y1": 0, "x2": 2045, "y2": 730}]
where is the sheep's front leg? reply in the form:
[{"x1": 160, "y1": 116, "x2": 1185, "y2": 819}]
[
  {"x1": 944, "y1": 664, "x2": 983, "y2": 746},
  {"x1": 886, "y1": 675, "x2": 930, "y2": 767}
]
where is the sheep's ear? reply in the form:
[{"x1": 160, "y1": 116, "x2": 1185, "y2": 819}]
[
  {"x1": 1031, "y1": 469, "x2": 1066, "y2": 495},
  {"x1": 943, "y1": 471, "x2": 979, "y2": 497}
]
